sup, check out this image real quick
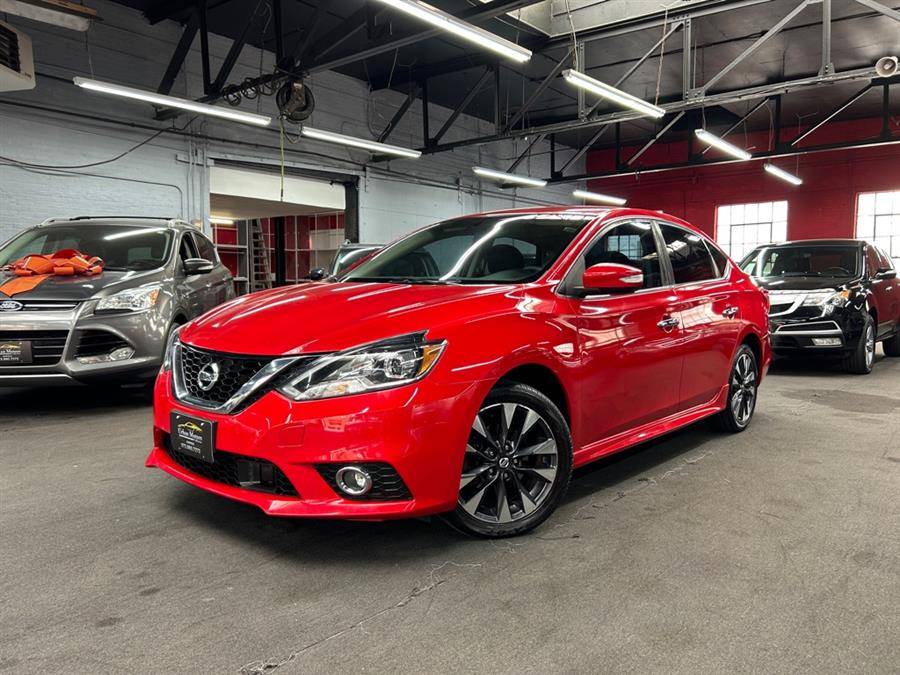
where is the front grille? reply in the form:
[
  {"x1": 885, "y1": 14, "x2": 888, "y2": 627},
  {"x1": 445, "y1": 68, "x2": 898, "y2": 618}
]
[
  {"x1": 0, "y1": 330, "x2": 68, "y2": 366},
  {"x1": 162, "y1": 434, "x2": 298, "y2": 496},
  {"x1": 11, "y1": 300, "x2": 80, "y2": 312},
  {"x1": 76, "y1": 330, "x2": 131, "y2": 357},
  {"x1": 769, "y1": 302, "x2": 794, "y2": 314},
  {"x1": 315, "y1": 462, "x2": 412, "y2": 501},
  {"x1": 178, "y1": 343, "x2": 273, "y2": 406}
]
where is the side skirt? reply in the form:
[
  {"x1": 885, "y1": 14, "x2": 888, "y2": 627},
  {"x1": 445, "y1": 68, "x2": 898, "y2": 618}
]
[{"x1": 573, "y1": 384, "x2": 730, "y2": 468}]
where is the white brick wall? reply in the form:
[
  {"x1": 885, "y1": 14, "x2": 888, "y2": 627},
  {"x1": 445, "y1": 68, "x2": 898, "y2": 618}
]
[{"x1": 0, "y1": 1, "x2": 582, "y2": 244}]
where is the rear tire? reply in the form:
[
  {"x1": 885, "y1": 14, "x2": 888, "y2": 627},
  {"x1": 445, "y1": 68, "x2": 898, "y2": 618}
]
[
  {"x1": 842, "y1": 314, "x2": 875, "y2": 374},
  {"x1": 883, "y1": 328, "x2": 900, "y2": 357},
  {"x1": 710, "y1": 344, "x2": 758, "y2": 433},
  {"x1": 444, "y1": 383, "x2": 572, "y2": 538}
]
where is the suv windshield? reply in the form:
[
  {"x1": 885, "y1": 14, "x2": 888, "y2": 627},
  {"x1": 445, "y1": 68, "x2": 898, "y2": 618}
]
[
  {"x1": 0, "y1": 225, "x2": 174, "y2": 271},
  {"x1": 741, "y1": 245, "x2": 860, "y2": 279},
  {"x1": 343, "y1": 214, "x2": 594, "y2": 285}
]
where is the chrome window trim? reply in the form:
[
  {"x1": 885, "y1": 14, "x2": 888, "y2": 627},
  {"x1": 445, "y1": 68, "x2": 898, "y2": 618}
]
[{"x1": 172, "y1": 341, "x2": 301, "y2": 414}]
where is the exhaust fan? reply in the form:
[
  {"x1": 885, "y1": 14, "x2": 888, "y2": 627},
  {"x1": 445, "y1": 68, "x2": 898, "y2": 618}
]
[{"x1": 0, "y1": 21, "x2": 35, "y2": 92}]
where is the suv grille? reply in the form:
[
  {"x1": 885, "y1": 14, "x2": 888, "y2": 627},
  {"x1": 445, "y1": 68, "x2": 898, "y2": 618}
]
[
  {"x1": 76, "y1": 330, "x2": 131, "y2": 357},
  {"x1": 315, "y1": 462, "x2": 412, "y2": 501},
  {"x1": 162, "y1": 434, "x2": 298, "y2": 496},
  {"x1": 178, "y1": 343, "x2": 273, "y2": 406},
  {"x1": 0, "y1": 330, "x2": 68, "y2": 366}
]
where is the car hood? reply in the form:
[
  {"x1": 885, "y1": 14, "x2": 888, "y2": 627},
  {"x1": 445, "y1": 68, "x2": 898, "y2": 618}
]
[
  {"x1": 754, "y1": 276, "x2": 854, "y2": 292},
  {"x1": 181, "y1": 281, "x2": 521, "y2": 355},
  {"x1": 0, "y1": 268, "x2": 165, "y2": 301}
]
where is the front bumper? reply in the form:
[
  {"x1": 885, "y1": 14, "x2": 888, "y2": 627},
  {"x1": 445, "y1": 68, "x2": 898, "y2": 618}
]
[
  {"x1": 0, "y1": 305, "x2": 167, "y2": 386},
  {"x1": 147, "y1": 371, "x2": 485, "y2": 519},
  {"x1": 769, "y1": 307, "x2": 862, "y2": 354}
]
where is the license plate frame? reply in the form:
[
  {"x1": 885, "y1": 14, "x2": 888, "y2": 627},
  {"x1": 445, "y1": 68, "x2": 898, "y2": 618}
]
[
  {"x1": 170, "y1": 411, "x2": 216, "y2": 464},
  {"x1": 0, "y1": 340, "x2": 31, "y2": 365}
]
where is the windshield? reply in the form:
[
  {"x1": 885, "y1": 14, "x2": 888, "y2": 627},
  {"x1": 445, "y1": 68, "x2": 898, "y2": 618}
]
[
  {"x1": 343, "y1": 214, "x2": 594, "y2": 285},
  {"x1": 330, "y1": 246, "x2": 380, "y2": 276},
  {"x1": 742, "y1": 245, "x2": 860, "y2": 278},
  {"x1": 0, "y1": 225, "x2": 174, "y2": 271}
]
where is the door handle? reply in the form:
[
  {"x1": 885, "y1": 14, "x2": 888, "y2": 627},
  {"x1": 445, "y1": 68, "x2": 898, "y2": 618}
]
[
  {"x1": 657, "y1": 317, "x2": 680, "y2": 332},
  {"x1": 723, "y1": 306, "x2": 739, "y2": 318}
]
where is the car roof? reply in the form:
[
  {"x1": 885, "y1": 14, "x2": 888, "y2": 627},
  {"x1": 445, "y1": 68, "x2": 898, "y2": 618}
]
[
  {"x1": 38, "y1": 216, "x2": 195, "y2": 231},
  {"x1": 460, "y1": 205, "x2": 694, "y2": 227}
]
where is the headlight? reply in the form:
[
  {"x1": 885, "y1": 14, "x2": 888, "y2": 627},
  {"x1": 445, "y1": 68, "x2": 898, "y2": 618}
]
[
  {"x1": 803, "y1": 289, "x2": 850, "y2": 308},
  {"x1": 277, "y1": 333, "x2": 446, "y2": 401},
  {"x1": 96, "y1": 285, "x2": 161, "y2": 313},
  {"x1": 160, "y1": 325, "x2": 183, "y2": 373}
]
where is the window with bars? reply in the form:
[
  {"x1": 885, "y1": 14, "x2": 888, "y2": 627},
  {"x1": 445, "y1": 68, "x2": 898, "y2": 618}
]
[
  {"x1": 856, "y1": 190, "x2": 900, "y2": 263},
  {"x1": 715, "y1": 201, "x2": 788, "y2": 261}
]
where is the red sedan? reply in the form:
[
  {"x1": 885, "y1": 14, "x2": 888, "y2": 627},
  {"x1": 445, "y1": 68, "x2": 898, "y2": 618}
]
[{"x1": 147, "y1": 207, "x2": 770, "y2": 537}]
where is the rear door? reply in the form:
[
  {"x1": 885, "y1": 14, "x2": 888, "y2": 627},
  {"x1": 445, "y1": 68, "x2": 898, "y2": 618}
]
[
  {"x1": 656, "y1": 222, "x2": 743, "y2": 411},
  {"x1": 565, "y1": 219, "x2": 684, "y2": 442},
  {"x1": 873, "y1": 246, "x2": 900, "y2": 333}
]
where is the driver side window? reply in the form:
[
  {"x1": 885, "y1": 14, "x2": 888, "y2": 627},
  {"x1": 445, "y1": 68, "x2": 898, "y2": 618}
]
[
  {"x1": 179, "y1": 234, "x2": 198, "y2": 265},
  {"x1": 582, "y1": 222, "x2": 663, "y2": 289}
]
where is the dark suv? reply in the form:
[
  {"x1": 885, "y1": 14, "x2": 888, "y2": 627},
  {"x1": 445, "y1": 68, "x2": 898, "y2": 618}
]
[{"x1": 740, "y1": 239, "x2": 900, "y2": 373}]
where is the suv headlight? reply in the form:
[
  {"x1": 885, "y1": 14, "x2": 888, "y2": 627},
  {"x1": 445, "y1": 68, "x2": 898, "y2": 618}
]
[
  {"x1": 803, "y1": 289, "x2": 850, "y2": 309},
  {"x1": 277, "y1": 333, "x2": 446, "y2": 401},
  {"x1": 96, "y1": 284, "x2": 161, "y2": 313}
]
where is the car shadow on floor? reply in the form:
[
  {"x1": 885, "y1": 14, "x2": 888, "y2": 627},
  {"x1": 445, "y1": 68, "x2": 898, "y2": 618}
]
[
  {"x1": 0, "y1": 385, "x2": 151, "y2": 418},
  {"x1": 161, "y1": 419, "x2": 725, "y2": 563}
]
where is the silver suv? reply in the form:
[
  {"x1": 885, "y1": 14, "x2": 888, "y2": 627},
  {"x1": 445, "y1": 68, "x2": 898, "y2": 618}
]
[{"x1": 0, "y1": 217, "x2": 234, "y2": 388}]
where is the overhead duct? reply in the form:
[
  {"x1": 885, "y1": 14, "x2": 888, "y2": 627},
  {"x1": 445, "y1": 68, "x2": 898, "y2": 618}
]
[{"x1": 0, "y1": 21, "x2": 35, "y2": 92}]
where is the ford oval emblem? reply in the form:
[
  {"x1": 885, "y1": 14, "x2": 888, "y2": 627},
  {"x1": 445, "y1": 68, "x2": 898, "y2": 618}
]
[{"x1": 0, "y1": 300, "x2": 24, "y2": 312}]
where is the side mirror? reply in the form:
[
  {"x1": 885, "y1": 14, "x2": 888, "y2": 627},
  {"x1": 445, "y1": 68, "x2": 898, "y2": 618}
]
[
  {"x1": 307, "y1": 267, "x2": 327, "y2": 281},
  {"x1": 579, "y1": 263, "x2": 644, "y2": 295},
  {"x1": 876, "y1": 269, "x2": 897, "y2": 280},
  {"x1": 183, "y1": 258, "x2": 213, "y2": 275}
]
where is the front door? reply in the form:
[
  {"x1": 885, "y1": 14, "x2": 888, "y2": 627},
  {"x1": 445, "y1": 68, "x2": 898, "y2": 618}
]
[{"x1": 566, "y1": 220, "x2": 684, "y2": 443}]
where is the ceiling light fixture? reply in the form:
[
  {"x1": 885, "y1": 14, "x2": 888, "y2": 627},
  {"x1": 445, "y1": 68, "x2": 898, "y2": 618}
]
[
  {"x1": 693, "y1": 129, "x2": 752, "y2": 161},
  {"x1": 209, "y1": 216, "x2": 235, "y2": 226},
  {"x1": 0, "y1": 0, "x2": 94, "y2": 31},
  {"x1": 561, "y1": 69, "x2": 665, "y2": 119},
  {"x1": 300, "y1": 126, "x2": 422, "y2": 158},
  {"x1": 763, "y1": 163, "x2": 803, "y2": 186},
  {"x1": 472, "y1": 166, "x2": 547, "y2": 188},
  {"x1": 72, "y1": 77, "x2": 272, "y2": 126},
  {"x1": 371, "y1": 0, "x2": 531, "y2": 63},
  {"x1": 572, "y1": 189, "x2": 627, "y2": 206}
]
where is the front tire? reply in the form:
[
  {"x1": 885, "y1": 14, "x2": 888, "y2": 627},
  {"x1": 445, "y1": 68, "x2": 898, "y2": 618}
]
[
  {"x1": 710, "y1": 344, "x2": 758, "y2": 433},
  {"x1": 842, "y1": 314, "x2": 875, "y2": 374},
  {"x1": 445, "y1": 383, "x2": 572, "y2": 538}
]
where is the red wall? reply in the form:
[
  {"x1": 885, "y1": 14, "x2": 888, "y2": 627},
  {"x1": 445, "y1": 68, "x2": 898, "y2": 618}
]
[{"x1": 586, "y1": 117, "x2": 899, "y2": 241}]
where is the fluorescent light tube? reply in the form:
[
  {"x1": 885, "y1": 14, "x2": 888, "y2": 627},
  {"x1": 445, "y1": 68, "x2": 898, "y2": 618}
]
[
  {"x1": 573, "y1": 189, "x2": 627, "y2": 206},
  {"x1": 210, "y1": 216, "x2": 235, "y2": 225},
  {"x1": 693, "y1": 129, "x2": 752, "y2": 161},
  {"x1": 764, "y1": 163, "x2": 802, "y2": 186},
  {"x1": 300, "y1": 126, "x2": 421, "y2": 158},
  {"x1": 73, "y1": 77, "x2": 272, "y2": 127},
  {"x1": 0, "y1": 0, "x2": 92, "y2": 31},
  {"x1": 372, "y1": 0, "x2": 531, "y2": 63},
  {"x1": 472, "y1": 166, "x2": 547, "y2": 188},
  {"x1": 561, "y1": 69, "x2": 665, "y2": 119}
]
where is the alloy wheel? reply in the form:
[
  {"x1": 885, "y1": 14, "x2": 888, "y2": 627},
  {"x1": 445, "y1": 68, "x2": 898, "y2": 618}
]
[
  {"x1": 865, "y1": 325, "x2": 875, "y2": 369},
  {"x1": 730, "y1": 352, "x2": 757, "y2": 427},
  {"x1": 458, "y1": 403, "x2": 559, "y2": 524}
]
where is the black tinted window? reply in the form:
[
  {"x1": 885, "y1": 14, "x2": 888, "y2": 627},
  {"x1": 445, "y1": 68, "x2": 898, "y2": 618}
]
[
  {"x1": 583, "y1": 222, "x2": 662, "y2": 289},
  {"x1": 179, "y1": 234, "x2": 198, "y2": 262},
  {"x1": 659, "y1": 224, "x2": 717, "y2": 284},
  {"x1": 194, "y1": 234, "x2": 218, "y2": 263}
]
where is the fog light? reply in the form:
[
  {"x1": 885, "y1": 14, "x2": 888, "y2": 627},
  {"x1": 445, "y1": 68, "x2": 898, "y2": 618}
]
[
  {"x1": 812, "y1": 337, "x2": 841, "y2": 346},
  {"x1": 76, "y1": 346, "x2": 135, "y2": 364},
  {"x1": 335, "y1": 466, "x2": 373, "y2": 496}
]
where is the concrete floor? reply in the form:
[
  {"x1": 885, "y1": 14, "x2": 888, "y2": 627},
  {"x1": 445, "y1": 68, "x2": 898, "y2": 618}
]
[{"x1": 1, "y1": 350, "x2": 898, "y2": 674}]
